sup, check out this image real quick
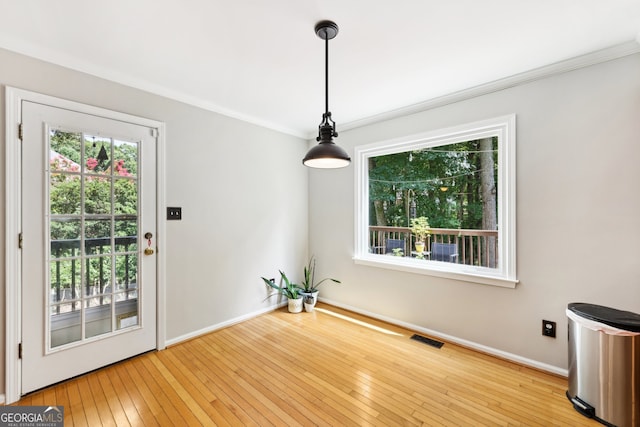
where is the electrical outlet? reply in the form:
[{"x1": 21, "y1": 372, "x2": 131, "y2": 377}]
[{"x1": 542, "y1": 320, "x2": 556, "y2": 338}]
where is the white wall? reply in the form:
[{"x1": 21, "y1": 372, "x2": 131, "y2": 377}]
[
  {"x1": 0, "y1": 48, "x2": 309, "y2": 394},
  {"x1": 309, "y1": 53, "x2": 640, "y2": 370},
  {"x1": 2, "y1": 45, "x2": 639, "y2": 396}
]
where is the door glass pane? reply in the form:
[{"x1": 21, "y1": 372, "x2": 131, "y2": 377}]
[
  {"x1": 115, "y1": 219, "x2": 137, "y2": 252},
  {"x1": 114, "y1": 251, "x2": 138, "y2": 329},
  {"x1": 50, "y1": 219, "x2": 80, "y2": 257},
  {"x1": 114, "y1": 139, "x2": 137, "y2": 177},
  {"x1": 50, "y1": 130, "x2": 81, "y2": 171},
  {"x1": 48, "y1": 129, "x2": 141, "y2": 350},
  {"x1": 49, "y1": 260, "x2": 81, "y2": 303},
  {"x1": 85, "y1": 219, "x2": 112, "y2": 255},
  {"x1": 114, "y1": 179, "x2": 137, "y2": 215},
  {"x1": 85, "y1": 256, "x2": 112, "y2": 296},
  {"x1": 84, "y1": 135, "x2": 111, "y2": 176},
  {"x1": 115, "y1": 254, "x2": 137, "y2": 291},
  {"x1": 85, "y1": 296, "x2": 112, "y2": 338},
  {"x1": 84, "y1": 176, "x2": 111, "y2": 214},
  {"x1": 115, "y1": 290, "x2": 138, "y2": 330},
  {"x1": 50, "y1": 302, "x2": 81, "y2": 348},
  {"x1": 50, "y1": 174, "x2": 81, "y2": 215}
]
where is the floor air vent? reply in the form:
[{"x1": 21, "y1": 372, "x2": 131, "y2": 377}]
[{"x1": 410, "y1": 334, "x2": 444, "y2": 349}]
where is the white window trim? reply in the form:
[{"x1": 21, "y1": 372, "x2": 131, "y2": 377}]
[{"x1": 353, "y1": 114, "x2": 518, "y2": 288}]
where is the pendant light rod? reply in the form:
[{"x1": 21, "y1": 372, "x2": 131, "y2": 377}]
[
  {"x1": 316, "y1": 20, "x2": 337, "y2": 116},
  {"x1": 324, "y1": 33, "x2": 329, "y2": 115}
]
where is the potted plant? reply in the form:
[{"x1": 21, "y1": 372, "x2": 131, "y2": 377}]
[
  {"x1": 261, "y1": 270, "x2": 303, "y2": 313},
  {"x1": 410, "y1": 216, "x2": 430, "y2": 253},
  {"x1": 304, "y1": 295, "x2": 315, "y2": 312},
  {"x1": 299, "y1": 256, "x2": 341, "y2": 309}
]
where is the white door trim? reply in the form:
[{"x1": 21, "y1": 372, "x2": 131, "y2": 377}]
[{"x1": 4, "y1": 86, "x2": 167, "y2": 404}]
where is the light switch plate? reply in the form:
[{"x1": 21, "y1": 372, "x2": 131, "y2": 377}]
[{"x1": 167, "y1": 207, "x2": 182, "y2": 220}]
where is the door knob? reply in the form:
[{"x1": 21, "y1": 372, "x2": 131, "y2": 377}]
[{"x1": 144, "y1": 232, "x2": 154, "y2": 255}]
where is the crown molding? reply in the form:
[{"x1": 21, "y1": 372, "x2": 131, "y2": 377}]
[
  {"x1": 1, "y1": 35, "x2": 638, "y2": 140},
  {"x1": 0, "y1": 37, "x2": 308, "y2": 139},
  {"x1": 336, "y1": 40, "x2": 640, "y2": 136}
]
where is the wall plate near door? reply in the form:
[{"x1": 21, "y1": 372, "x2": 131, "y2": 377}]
[{"x1": 167, "y1": 207, "x2": 182, "y2": 220}]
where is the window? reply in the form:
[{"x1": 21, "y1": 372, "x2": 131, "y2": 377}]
[{"x1": 354, "y1": 115, "x2": 517, "y2": 287}]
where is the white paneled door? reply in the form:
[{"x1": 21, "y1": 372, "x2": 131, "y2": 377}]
[{"x1": 21, "y1": 101, "x2": 157, "y2": 394}]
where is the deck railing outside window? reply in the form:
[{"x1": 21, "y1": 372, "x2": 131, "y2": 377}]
[{"x1": 369, "y1": 226, "x2": 498, "y2": 268}]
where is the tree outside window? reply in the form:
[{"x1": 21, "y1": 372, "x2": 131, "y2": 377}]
[{"x1": 369, "y1": 137, "x2": 497, "y2": 267}]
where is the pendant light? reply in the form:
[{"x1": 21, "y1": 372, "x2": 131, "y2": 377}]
[{"x1": 303, "y1": 20, "x2": 351, "y2": 168}]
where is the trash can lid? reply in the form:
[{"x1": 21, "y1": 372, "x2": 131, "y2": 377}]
[{"x1": 568, "y1": 303, "x2": 640, "y2": 333}]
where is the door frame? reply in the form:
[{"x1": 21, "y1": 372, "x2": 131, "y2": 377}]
[{"x1": 4, "y1": 86, "x2": 167, "y2": 404}]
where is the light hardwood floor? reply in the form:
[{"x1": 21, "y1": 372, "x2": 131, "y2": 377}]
[{"x1": 14, "y1": 303, "x2": 597, "y2": 426}]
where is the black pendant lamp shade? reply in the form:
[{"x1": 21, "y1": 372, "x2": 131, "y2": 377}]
[{"x1": 303, "y1": 20, "x2": 351, "y2": 169}]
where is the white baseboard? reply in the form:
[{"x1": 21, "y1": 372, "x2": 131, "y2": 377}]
[
  {"x1": 164, "y1": 302, "x2": 286, "y2": 347},
  {"x1": 319, "y1": 297, "x2": 568, "y2": 377}
]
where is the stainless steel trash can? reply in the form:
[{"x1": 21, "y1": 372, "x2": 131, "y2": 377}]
[{"x1": 566, "y1": 303, "x2": 640, "y2": 427}]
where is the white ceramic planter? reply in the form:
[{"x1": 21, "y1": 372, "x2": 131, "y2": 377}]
[{"x1": 288, "y1": 297, "x2": 303, "y2": 313}]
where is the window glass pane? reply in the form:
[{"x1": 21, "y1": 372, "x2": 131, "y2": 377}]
[
  {"x1": 368, "y1": 138, "x2": 498, "y2": 268},
  {"x1": 50, "y1": 130, "x2": 81, "y2": 171}
]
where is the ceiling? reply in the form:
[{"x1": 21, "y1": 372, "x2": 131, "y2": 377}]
[{"x1": 1, "y1": 0, "x2": 639, "y2": 138}]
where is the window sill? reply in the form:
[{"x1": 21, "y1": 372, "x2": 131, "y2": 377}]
[{"x1": 353, "y1": 254, "x2": 518, "y2": 289}]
